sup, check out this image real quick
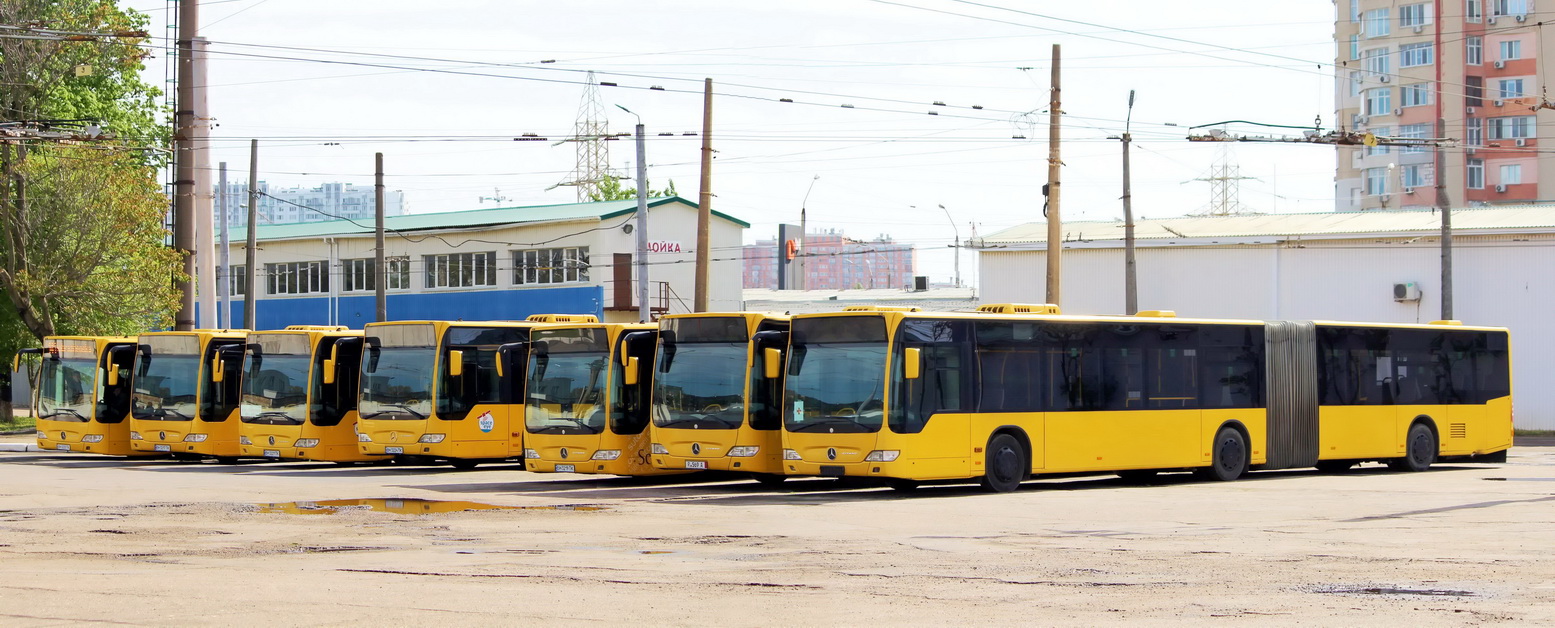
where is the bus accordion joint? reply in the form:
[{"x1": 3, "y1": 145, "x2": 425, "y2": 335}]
[
  {"x1": 841, "y1": 306, "x2": 922, "y2": 312},
  {"x1": 975, "y1": 303, "x2": 1060, "y2": 315}
]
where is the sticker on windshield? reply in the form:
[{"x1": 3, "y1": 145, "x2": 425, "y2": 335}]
[
  {"x1": 792, "y1": 400, "x2": 804, "y2": 422},
  {"x1": 477, "y1": 411, "x2": 495, "y2": 433}
]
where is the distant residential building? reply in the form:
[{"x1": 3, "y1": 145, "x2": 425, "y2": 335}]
[
  {"x1": 217, "y1": 182, "x2": 406, "y2": 227},
  {"x1": 742, "y1": 230, "x2": 915, "y2": 290}
]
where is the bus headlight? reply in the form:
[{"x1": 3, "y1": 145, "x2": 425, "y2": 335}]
[
  {"x1": 863, "y1": 450, "x2": 900, "y2": 462},
  {"x1": 358, "y1": 433, "x2": 372, "y2": 442},
  {"x1": 783, "y1": 449, "x2": 801, "y2": 460},
  {"x1": 130, "y1": 431, "x2": 143, "y2": 441},
  {"x1": 524, "y1": 449, "x2": 539, "y2": 459},
  {"x1": 295, "y1": 439, "x2": 319, "y2": 448},
  {"x1": 35, "y1": 431, "x2": 46, "y2": 440},
  {"x1": 418, "y1": 434, "x2": 445, "y2": 444},
  {"x1": 238, "y1": 435, "x2": 252, "y2": 445},
  {"x1": 651, "y1": 443, "x2": 668, "y2": 454},
  {"x1": 727, "y1": 446, "x2": 760, "y2": 457},
  {"x1": 591, "y1": 450, "x2": 621, "y2": 460},
  {"x1": 184, "y1": 434, "x2": 208, "y2": 442},
  {"x1": 82, "y1": 434, "x2": 104, "y2": 443}
]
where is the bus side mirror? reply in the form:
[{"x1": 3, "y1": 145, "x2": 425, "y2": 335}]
[
  {"x1": 211, "y1": 354, "x2": 226, "y2": 382},
  {"x1": 903, "y1": 347, "x2": 922, "y2": 380},
  {"x1": 322, "y1": 358, "x2": 336, "y2": 385},
  {"x1": 448, "y1": 350, "x2": 464, "y2": 378},
  {"x1": 108, "y1": 368, "x2": 120, "y2": 387},
  {"x1": 623, "y1": 356, "x2": 640, "y2": 386},
  {"x1": 763, "y1": 348, "x2": 782, "y2": 380}
]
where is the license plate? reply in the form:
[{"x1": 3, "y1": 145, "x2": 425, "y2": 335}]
[
  {"x1": 685, "y1": 460, "x2": 707, "y2": 469},
  {"x1": 554, "y1": 464, "x2": 575, "y2": 473},
  {"x1": 56, "y1": 444, "x2": 71, "y2": 451},
  {"x1": 263, "y1": 450, "x2": 280, "y2": 458},
  {"x1": 384, "y1": 446, "x2": 404, "y2": 455},
  {"x1": 153, "y1": 444, "x2": 171, "y2": 452}
]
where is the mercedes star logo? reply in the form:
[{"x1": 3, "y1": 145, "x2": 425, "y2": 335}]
[
  {"x1": 560, "y1": 447, "x2": 569, "y2": 459},
  {"x1": 59, "y1": 431, "x2": 66, "y2": 441},
  {"x1": 268, "y1": 436, "x2": 276, "y2": 446},
  {"x1": 389, "y1": 432, "x2": 397, "y2": 442},
  {"x1": 158, "y1": 431, "x2": 165, "y2": 441},
  {"x1": 827, "y1": 447, "x2": 837, "y2": 461},
  {"x1": 691, "y1": 443, "x2": 701, "y2": 455}
]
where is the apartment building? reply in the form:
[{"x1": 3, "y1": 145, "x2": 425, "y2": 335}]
[
  {"x1": 1335, "y1": 0, "x2": 1544, "y2": 209},
  {"x1": 742, "y1": 230, "x2": 916, "y2": 291}
]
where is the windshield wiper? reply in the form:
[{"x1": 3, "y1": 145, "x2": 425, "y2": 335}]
[
  {"x1": 536, "y1": 416, "x2": 602, "y2": 433},
  {"x1": 360, "y1": 403, "x2": 427, "y2": 420},
  {"x1": 786, "y1": 416, "x2": 871, "y2": 433},
  {"x1": 656, "y1": 415, "x2": 738, "y2": 429},
  {"x1": 157, "y1": 408, "x2": 193, "y2": 420},
  {"x1": 43, "y1": 408, "x2": 87, "y2": 421}
]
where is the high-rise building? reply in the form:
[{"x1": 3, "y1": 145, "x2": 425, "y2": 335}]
[
  {"x1": 1335, "y1": 0, "x2": 1542, "y2": 210},
  {"x1": 216, "y1": 182, "x2": 406, "y2": 227},
  {"x1": 742, "y1": 230, "x2": 915, "y2": 290}
]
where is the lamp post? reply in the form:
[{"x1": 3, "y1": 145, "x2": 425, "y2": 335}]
[
  {"x1": 939, "y1": 204, "x2": 960, "y2": 288},
  {"x1": 617, "y1": 104, "x2": 650, "y2": 322},
  {"x1": 798, "y1": 175, "x2": 819, "y2": 290}
]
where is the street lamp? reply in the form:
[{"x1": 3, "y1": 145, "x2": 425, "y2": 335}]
[
  {"x1": 617, "y1": 104, "x2": 650, "y2": 322},
  {"x1": 939, "y1": 204, "x2": 960, "y2": 288},
  {"x1": 799, "y1": 175, "x2": 819, "y2": 290}
]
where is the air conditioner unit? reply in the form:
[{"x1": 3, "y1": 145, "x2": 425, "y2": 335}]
[
  {"x1": 1467, "y1": 147, "x2": 1477, "y2": 154},
  {"x1": 1466, "y1": 106, "x2": 1477, "y2": 114},
  {"x1": 1413, "y1": 25, "x2": 1425, "y2": 33},
  {"x1": 1517, "y1": 14, "x2": 1527, "y2": 21},
  {"x1": 1496, "y1": 183, "x2": 1508, "y2": 192},
  {"x1": 1494, "y1": 60, "x2": 1506, "y2": 68},
  {"x1": 1516, "y1": 138, "x2": 1528, "y2": 146},
  {"x1": 1494, "y1": 99, "x2": 1506, "y2": 106},
  {"x1": 1393, "y1": 108, "x2": 1404, "y2": 116},
  {"x1": 1379, "y1": 75, "x2": 1391, "y2": 83},
  {"x1": 1356, "y1": 115, "x2": 1370, "y2": 125},
  {"x1": 1403, "y1": 186, "x2": 1416, "y2": 194},
  {"x1": 1489, "y1": 15, "x2": 1499, "y2": 24},
  {"x1": 1394, "y1": 282, "x2": 1422, "y2": 302}
]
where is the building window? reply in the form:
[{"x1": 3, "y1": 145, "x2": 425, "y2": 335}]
[
  {"x1": 1500, "y1": 40, "x2": 1521, "y2": 61},
  {"x1": 1365, "y1": 8, "x2": 1391, "y2": 37},
  {"x1": 1399, "y1": 42, "x2": 1434, "y2": 67},
  {"x1": 1500, "y1": 164, "x2": 1522, "y2": 185},
  {"x1": 1364, "y1": 167, "x2": 1389, "y2": 196},
  {"x1": 1367, "y1": 126, "x2": 1392, "y2": 156},
  {"x1": 1401, "y1": 164, "x2": 1427, "y2": 189},
  {"x1": 1466, "y1": 36, "x2": 1483, "y2": 65},
  {"x1": 1497, "y1": 78, "x2": 1525, "y2": 98},
  {"x1": 1351, "y1": 0, "x2": 1362, "y2": 22},
  {"x1": 1365, "y1": 88, "x2": 1392, "y2": 115},
  {"x1": 343, "y1": 257, "x2": 410, "y2": 292},
  {"x1": 1467, "y1": 0, "x2": 1483, "y2": 22},
  {"x1": 1467, "y1": 159, "x2": 1485, "y2": 189},
  {"x1": 513, "y1": 246, "x2": 590, "y2": 285},
  {"x1": 1400, "y1": 123, "x2": 1431, "y2": 153},
  {"x1": 1399, "y1": 3, "x2": 1432, "y2": 27},
  {"x1": 1350, "y1": 71, "x2": 1365, "y2": 97},
  {"x1": 1493, "y1": 0, "x2": 1528, "y2": 16},
  {"x1": 1466, "y1": 76, "x2": 1484, "y2": 106},
  {"x1": 1401, "y1": 83, "x2": 1432, "y2": 107},
  {"x1": 1350, "y1": 35, "x2": 1360, "y2": 61},
  {"x1": 266, "y1": 261, "x2": 329, "y2": 295},
  {"x1": 1488, "y1": 115, "x2": 1534, "y2": 139},
  {"x1": 1466, "y1": 117, "x2": 1482, "y2": 145},
  {"x1": 1363, "y1": 48, "x2": 1390, "y2": 77},
  {"x1": 423, "y1": 252, "x2": 496, "y2": 289},
  {"x1": 229, "y1": 265, "x2": 246, "y2": 297}
]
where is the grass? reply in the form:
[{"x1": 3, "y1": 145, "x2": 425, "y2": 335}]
[
  {"x1": 1514, "y1": 429, "x2": 1555, "y2": 437},
  {"x1": 0, "y1": 414, "x2": 36, "y2": 434}
]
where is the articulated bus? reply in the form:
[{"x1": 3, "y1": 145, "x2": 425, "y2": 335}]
[
  {"x1": 780, "y1": 305, "x2": 1512, "y2": 492},
  {"x1": 20, "y1": 336, "x2": 146, "y2": 456},
  {"x1": 523, "y1": 322, "x2": 664, "y2": 476},
  {"x1": 129, "y1": 330, "x2": 248, "y2": 461},
  {"x1": 238, "y1": 326, "x2": 385, "y2": 463},
  {"x1": 648, "y1": 312, "x2": 790, "y2": 483},
  {"x1": 356, "y1": 316, "x2": 596, "y2": 468}
]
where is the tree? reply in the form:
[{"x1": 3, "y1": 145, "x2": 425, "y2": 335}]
[{"x1": 588, "y1": 175, "x2": 677, "y2": 202}]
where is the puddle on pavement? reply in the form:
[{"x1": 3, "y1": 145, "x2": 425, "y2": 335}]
[
  {"x1": 1313, "y1": 585, "x2": 1478, "y2": 597},
  {"x1": 254, "y1": 498, "x2": 608, "y2": 515}
]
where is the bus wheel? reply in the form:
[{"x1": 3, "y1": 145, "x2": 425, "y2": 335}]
[
  {"x1": 1201, "y1": 427, "x2": 1247, "y2": 482},
  {"x1": 979, "y1": 433, "x2": 1026, "y2": 493},
  {"x1": 1387, "y1": 423, "x2": 1436, "y2": 472},
  {"x1": 1116, "y1": 469, "x2": 1159, "y2": 483},
  {"x1": 450, "y1": 459, "x2": 481, "y2": 470},
  {"x1": 886, "y1": 478, "x2": 920, "y2": 492},
  {"x1": 751, "y1": 473, "x2": 787, "y2": 487},
  {"x1": 1315, "y1": 460, "x2": 1354, "y2": 473}
]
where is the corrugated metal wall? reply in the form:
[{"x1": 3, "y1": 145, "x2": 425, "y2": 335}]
[{"x1": 980, "y1": 237, "x2": 1555, "y2": 428}]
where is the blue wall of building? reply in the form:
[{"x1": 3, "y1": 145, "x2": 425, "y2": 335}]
[{"x1": 212, "y1": 286, "x2": 604, "y2": 330}]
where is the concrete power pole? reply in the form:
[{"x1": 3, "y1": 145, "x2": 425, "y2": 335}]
[
  {"x1": 172, "y1": 0, "x2": 199, "y2": 330},
  {"x1": 244, "y1": 140, "x2": 257, "y2": 329},
  {"x1": 1437, "y1": 118, "x2": 1453, "y2": 320},
  {"x1": 376, "y1": 153, "x2": 387, "y2": 322},
  {"x1": 1122, "y1": 90, "x2": 1137, "y2": 315},
  {"x1": 1044, "y1": 44, "x2": 1063, "y2": 306},
  {"x1": 193, "y1": 38, "x2": 214, "y2": 329},
  {"x1": 217, "y1": 162, "x2": 229, "y2": 329},
  {"x1": 634, "y1": 122, "x2": 649, "y2": 322},
  {"x1": 694, "y1": 78, "x2": 713, "y2": 312}
]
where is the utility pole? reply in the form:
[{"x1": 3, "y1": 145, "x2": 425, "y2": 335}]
[
  {"x1": 1436, "y1": 118, "x2": 1453, "y2": 320},
  {"x1": 1044, "y1": 44, "x2": 1063, "y2": 306},
  {"x1": 217, "y1": 162, "x2": 229, "y2": 329},
  {"x1": 1121, "y1": 90, "x2": 1137, "y2": 314},
  {"x1": 694, "y1": 78, "x2": 713, "y2": 312},
  {"x1": 244, "y1": 140, "x2": 257, "y2": 329},
  {"x1": 193, "y1": 37, "x2": 214, "y2": 329},
  {"x1": 375, "y1": 152, "x2": 387, "y2": 322},
  {"x1": 172, "y1": 0, "x2": 199, "y2": 330},
  {"x1": 617, "y1": 105, "x2": 650, "y2": 322}
]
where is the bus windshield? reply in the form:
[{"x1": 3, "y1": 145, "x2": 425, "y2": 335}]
[
  {"x1": 526, "y1": 328, "x2": 609, "y2": 435},
  {"x1": 652, "y1": 342, "x2": 747, "y2": 430},
  {"x1": 132, "y1": 335, "x2": 201, "y2": 422},
  {"x1": 37, "y1": 343, "x2": 97, "y2": 423},
  {"x1": 784, "y1": 316, "x2": 888, "y2": 434},
  {"x1": 241, "y1": 334, "x2": 312, "y2": 426},
  {"x1": 359, "y1": 324, "x2": 435, "y2": 421}
]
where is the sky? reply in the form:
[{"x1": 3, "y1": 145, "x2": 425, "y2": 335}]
[{"x1": 122, "y1": 0, "x2": 1339, "y2": 287}]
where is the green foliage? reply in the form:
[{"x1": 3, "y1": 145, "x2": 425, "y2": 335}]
[{"x1": 588, "y1": 175, "x2": 678, "y2": 202}]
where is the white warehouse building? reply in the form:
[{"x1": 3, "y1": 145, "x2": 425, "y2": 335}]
[{"x1": 975, "y1": 205, "x2": 1555, "y2": 430}]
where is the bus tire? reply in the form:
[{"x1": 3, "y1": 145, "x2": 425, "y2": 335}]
[
  {"x1": 1388, "y1": 423, "x2": 1436, "y2": 472},
  {"x1": 752, "y1": 473, "x2": 787, "y2": 487},
  {"x1": 450, "y1": 459, "x2": 481, "y2": 470},
  {"x1": 979, "y1": 433, "x2": 1026, "y2": 493},
  {"x1": 1315, "y1": 460, "x2": 1354, "y2": 473},
  {"x1": 1202, "y1": 426, "x2": 1247, "y2": 482}
]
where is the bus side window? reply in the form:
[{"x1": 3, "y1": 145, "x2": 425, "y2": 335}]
[{"x1": 889, "y1": 320, "x2": 971, "y2": 434}]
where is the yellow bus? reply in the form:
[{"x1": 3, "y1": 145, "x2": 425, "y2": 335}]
[
  {"x1": 649, "y1": 312, "x2": 790, "y2": 483},
  {"x1": 238, "y1": 326, "x2": 386, "y2": 464},
  {"x1": 523, "y1": 322, "x2": 666, "y2": 476},
  {"x1": 21, "y1": 336, "x2": 147, "y2": 456},
  {"x1": 129, "y1": 330, "x2": 249, "y2": 462},
  {"x1": 356, "y1": 316, "x2": 595, "y2": 468},
  {"x1": 779, "y1": 305, "x2": 1512, "y2": 492}
]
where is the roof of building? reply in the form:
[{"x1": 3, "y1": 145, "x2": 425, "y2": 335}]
[
  {"x1": 743, "y1": 287, "x2": 980, "y2": 313},
  {"x1": 979, "y1": 205, "x2": 1555, "y2": 247},
  {"x1": 231, "y1": 196, "x2": 748, "y2": 241}
]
